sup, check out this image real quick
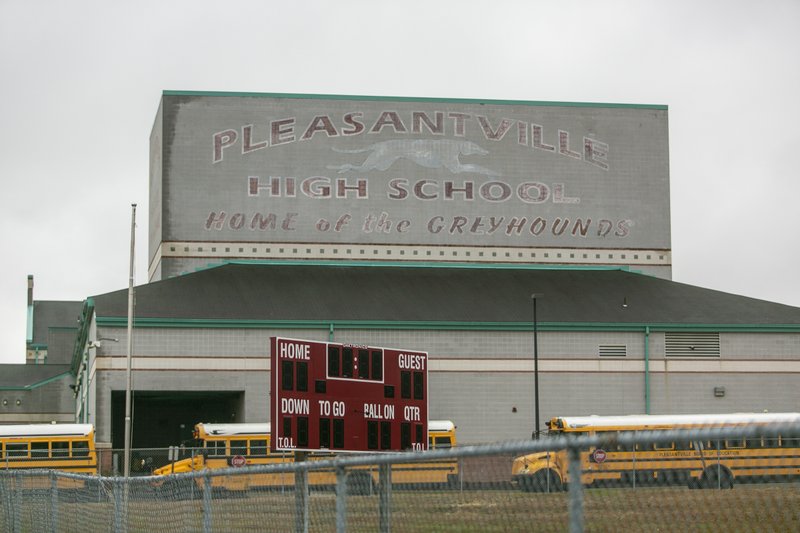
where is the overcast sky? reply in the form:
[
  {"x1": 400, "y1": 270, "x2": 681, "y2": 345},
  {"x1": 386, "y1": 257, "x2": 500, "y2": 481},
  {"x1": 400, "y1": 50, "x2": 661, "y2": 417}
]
[{"x1": 1, "y1": 0, "x2": 798, "y2": 364}]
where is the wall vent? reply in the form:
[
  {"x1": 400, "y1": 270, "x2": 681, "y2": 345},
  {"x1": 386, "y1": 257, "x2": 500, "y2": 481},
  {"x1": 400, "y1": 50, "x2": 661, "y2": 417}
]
[
  {"x1": 665, "y1": 332, "x2": 720, "y2": 357},
  {"x1": 598, "y1": 344, "x2": 627, "y2": 357}
]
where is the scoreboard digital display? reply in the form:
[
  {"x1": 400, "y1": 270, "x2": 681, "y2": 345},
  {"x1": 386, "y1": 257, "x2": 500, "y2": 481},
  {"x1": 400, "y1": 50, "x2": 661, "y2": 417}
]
[{"x1": 269, "y1": 337, "x2": 429, "y2": 453}]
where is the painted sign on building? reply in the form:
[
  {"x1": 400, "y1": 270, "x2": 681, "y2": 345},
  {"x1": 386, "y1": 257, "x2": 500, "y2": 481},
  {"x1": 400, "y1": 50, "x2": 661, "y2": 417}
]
[{"x1": 150, "y1": 92, "x2": 670, "y2": 279}]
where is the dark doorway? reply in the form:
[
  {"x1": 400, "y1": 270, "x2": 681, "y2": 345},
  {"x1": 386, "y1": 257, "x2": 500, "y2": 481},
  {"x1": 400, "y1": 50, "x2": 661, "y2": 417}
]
[{"x1": 111, "y1": 390, "x2": 243, "y2": 449}]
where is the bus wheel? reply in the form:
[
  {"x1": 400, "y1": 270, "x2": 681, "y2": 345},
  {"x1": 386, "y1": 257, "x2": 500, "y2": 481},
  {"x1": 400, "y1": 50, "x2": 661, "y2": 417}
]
[
  {"x1": 346, "y1": 471, "x2": 375, "y2": 496},
  {"x1": 700, "y1": 467, "x2": 734, "y2": 489},
  {"x1": 527, "y1": 470, "x2": 563, "y2": 492}
]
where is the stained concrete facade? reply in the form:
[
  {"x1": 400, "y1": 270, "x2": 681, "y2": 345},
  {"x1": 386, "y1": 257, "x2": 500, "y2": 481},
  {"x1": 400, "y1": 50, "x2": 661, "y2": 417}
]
[{"x1": 70, "y1": 263, "x2": 800, "y2": 448}]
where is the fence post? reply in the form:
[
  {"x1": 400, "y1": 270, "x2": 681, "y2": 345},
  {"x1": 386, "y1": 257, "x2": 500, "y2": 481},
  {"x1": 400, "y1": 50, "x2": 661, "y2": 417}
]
[
  {"x1": 50, "y1": 472, "x2": 58, "y2": 532},
  {"x1": 335, "y1": 463, "x2": 347, "y2": 533},
  {"x1": 12, "y1": 470, "x2": 22, "y2": 533},
  {"x1": 567, "y1": 446, "x2": 584, "y2": 533},
  {"x1": 379, "y1": 463, "x2": 391, "y2": 533},
  {"x1": 113, "y1": 478, "x2": 124, "y2": 533},
  {"x1": 202, "y1": 471, "x2": 213, "y2": 533},
  {"x1": 294, "y1": 452, "x2": 309, "y2": 533}
]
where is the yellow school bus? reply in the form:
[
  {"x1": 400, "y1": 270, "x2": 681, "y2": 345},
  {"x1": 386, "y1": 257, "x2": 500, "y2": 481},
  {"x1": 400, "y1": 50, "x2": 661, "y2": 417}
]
[
  {"x1": 0, "y1": 424, "x2": 98, "y2": 488},
  {"x1": 154, "y1": 420, "x2": 458, "y2": 493},
  {"x1": 511, "y1": 413, "x2": 800, "y2": 491}
]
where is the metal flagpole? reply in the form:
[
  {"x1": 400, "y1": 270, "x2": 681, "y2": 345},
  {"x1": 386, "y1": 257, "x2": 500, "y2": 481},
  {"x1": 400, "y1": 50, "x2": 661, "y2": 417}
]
[
  {"x1": 532, "y1": 294, "x2": 542, "y2": 440},
  {"x1": 123, "y1": 204, "x2": 136, "y2": 477}
]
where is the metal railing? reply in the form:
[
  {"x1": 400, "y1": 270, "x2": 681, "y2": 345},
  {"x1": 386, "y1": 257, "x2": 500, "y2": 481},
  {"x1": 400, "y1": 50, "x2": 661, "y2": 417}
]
[{"x1": 2, "y1": 421, "x2": 799, "y2": 532}]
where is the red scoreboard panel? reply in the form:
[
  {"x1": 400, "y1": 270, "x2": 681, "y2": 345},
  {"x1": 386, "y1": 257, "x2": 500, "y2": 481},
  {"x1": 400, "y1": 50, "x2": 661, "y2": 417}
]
[{"x1": 270, "y1": 337, "x2": 429, "y2": 453}]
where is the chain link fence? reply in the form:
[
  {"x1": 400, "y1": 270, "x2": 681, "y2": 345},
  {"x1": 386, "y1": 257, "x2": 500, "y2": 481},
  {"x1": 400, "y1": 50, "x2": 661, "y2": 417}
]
[{"x1": 2, "y1": 422, "x2": 799, "y2": 532}]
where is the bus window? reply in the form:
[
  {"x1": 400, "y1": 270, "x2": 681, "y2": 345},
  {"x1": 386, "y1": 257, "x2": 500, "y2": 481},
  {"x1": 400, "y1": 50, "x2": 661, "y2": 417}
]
[
  {"x1": 764, "y1": 437, "x2": 780, "y2": 448},
  {"x1": 250, "y1": 439, "x2": 268, "y2": 457},
  {"x1": 31, "y1": 442, "x2": 49, "y2": 458},
  {"x1": 654, "y1": 442, "x2": 674, "y2": 451},
  {"x1": 231, "y1": 440, "x2": 247, "y2": 456},
  {"x1": 207, "y1": 440, "x2": 226, "y2": 456},
  {"x1": 7, "y1": 443, "x2": 28, "y2": 458},
  {"x1": 675, "y1": 441, "x2": 694, "y2": 451},
  {"x1": 725, "y1": 439, "x2": 745, "y2": 449},
  {"x1": 52, "y1": 441, "x2": 69, "y2": 457},
  {"x1": 432, "y1": 437, "x2": 452, "y2": 449},
  {"x1": 73, "y1": 440, "x2": 90, "y2": 457},
  {"x1": 746, "y1": 437, "x2": 763, "y2": 449},
  {"x1": 780, "y1": 434, "x2": 800, "y2": 448}
]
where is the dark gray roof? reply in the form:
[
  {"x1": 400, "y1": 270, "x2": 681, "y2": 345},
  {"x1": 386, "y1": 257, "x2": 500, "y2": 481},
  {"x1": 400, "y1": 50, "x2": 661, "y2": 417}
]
[
  {"x1": 30, "y1": 301, "x2": 82, "y2": 345},
  {"x1": 0, "y1": 364, "x2": 72, "y2": 388},
  {"x1": 89, "y1": 262, "x2": 800, "y2": 326},
  {"x1": 27, "y1": 300, "x2": 82, "y2": 365}
]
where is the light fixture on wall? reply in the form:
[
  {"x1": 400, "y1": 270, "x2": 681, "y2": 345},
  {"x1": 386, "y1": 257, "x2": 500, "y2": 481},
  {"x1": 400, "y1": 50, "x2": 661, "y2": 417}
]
[
  {"x1": 714, "y1": 386, "x2": 725, "y2": 398},
  {"x1": 88, "y1": 337, "x2": 119, "y2": 350}
]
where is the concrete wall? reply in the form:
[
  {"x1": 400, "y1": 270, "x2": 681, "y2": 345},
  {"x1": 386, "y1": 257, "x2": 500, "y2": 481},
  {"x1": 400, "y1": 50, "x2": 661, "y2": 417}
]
[{"x1": 85, "y1": 324, "x2": 800, "y2": 445}]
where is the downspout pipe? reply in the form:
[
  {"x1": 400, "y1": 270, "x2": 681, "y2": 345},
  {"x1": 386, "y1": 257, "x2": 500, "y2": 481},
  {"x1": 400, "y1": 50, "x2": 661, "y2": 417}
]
[{"x1": 644, "y1": 325, "x2": 651, "y2": 415}]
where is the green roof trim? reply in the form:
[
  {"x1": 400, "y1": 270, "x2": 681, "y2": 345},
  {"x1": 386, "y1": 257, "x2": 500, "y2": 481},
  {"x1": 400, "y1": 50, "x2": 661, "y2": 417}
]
[
  {"x1": 94, "y1": 316, "x2": 800, "y2": 334},
  {"x1": 0, "y1": 371, "x2": 72, "y2": 391},
  {"x1": 70, "y1": 298, "x2": 95, "y2": 374},
  {"x1": 162, "y1": 90, "x2": 667, "y2": 111},
  {"x1": 186, "y1": 259, "x2": 636, "y2": 275}
]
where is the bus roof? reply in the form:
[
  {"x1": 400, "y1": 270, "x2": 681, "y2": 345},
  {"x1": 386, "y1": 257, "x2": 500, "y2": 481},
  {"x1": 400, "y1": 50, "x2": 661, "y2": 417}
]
[
  {"x1": 551, "y1": 413, "x2": 800, "y2": 430},
  {"x1": 0, "y1": 424, "x2": 94, "y2": 438},
  {"x1": 429, "y1": 420, "x2": 455, "y2": 433},
  {"x1": 197, "y1": 420, "x2": 456, "y2": 437},
  {"x1": 198, "y1": 423, "x2": 271, "y2": 437}
]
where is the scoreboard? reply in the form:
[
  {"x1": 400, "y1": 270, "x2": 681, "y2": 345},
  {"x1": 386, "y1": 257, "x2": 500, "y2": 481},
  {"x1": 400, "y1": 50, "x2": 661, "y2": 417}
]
[{"x1": 269, "y1": 337, "x2": 429, "y2": 453}]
